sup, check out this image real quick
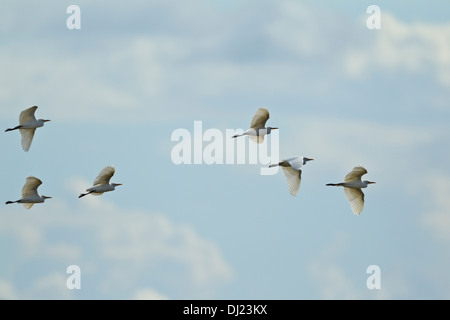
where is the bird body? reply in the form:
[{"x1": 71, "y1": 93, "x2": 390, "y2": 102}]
[
  {"x1": 5, "y1": 106, "x2": 50, "y2": 151},
  {"x1": 326, "y1": 166, "x2": 375, "y2": 215},
  {"x1": 232, "y1": 107, "x2": 278, "y2": 143},
  {"x1": 79, "y1": 166, "x2": 122, "y2": 198},
  {"x1": 269, "y1": 156, "x2": 313, "y2": 196},
  {"x1": 5, "y1": 176, "x2": 52, "y2": 209}
]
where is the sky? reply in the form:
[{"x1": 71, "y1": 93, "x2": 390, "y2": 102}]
[{"x1": 0, "y1": 0, "x2": 449, "y2": 300}]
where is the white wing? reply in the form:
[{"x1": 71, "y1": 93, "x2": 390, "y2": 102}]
[
  {"x1": 22, "y1": 176, "x2": 42, "y2": 198},
  {"x1": 343, "y1": 187, "x2": 365, "y2": 215},
  {"x1": 93, "y1": 166, "x2": 115, "y2": 186},
  {"x1": 344, "y1": 166, "x2": 367, "y2": 182},
  {"x1": 19, "y1": 106, "x2": 38, "y2": 125},
  {"x1": 19, "y1": 128, "x2": 36, "y2": 152},
  {"x1": 250, "y1": 107, "x2": 270, "y2": 129},
  {"x1": 281, "y1": 166, "x2": 301, "y2": 196},
  {"x1": 248, "y1": 135, "x2": 264, "y2": 144},
  {"x1": 23, "y1": 203, "x2": 35, "y2": 209}
]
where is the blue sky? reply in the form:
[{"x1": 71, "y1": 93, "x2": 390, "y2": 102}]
[{"x1": 0, "y1": 0, "x2": 449, "y2": 299}]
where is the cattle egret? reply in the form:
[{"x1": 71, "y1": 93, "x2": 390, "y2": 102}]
[
  {"x1": 269, "y1": 156, "x2": 313, "y2": 196},
  {"x1": 326, "y1": 166, "x2": 375, "y2": 215},
  {"x1": 5, "y1": 106, "x2": 50, "y2": 151},
  {"x1": 79, "y1": 166, "x2": 122, "y2": 198},
  {"x1": 5, "y1": 176, "x2": 52, "y2": 209},
  {"x1": 232, "y1": 107, "x2": 278, "y2": 143}
]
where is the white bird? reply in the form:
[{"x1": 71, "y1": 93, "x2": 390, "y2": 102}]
[
  {"x1": 5, "y1": 106, "x2": 50, "y2": 151},
  {"x1": 79, "y1": 166, "x2": 122, "y2": 198},
  {"x1": 6, "y1": 176, "x2": 52, "y2": 209},
  {"x1": 232, "y1": 107, "x2": 278, "y2": 143},
  {"x1": 326, "y1": 166, "x2": 375, "y2": 215},
  {"x1": 269, "y1": 156, "x2": 313, "y2": 196}
]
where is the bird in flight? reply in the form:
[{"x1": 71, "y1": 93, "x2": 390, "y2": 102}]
[
  {"x1": 5, "y1": 106, "x2": 50, "y2": 151},
  {"x1": 79, "y1": 166, "x2": 122, "y2": 198},
  {"x1": 232, "y1": 107, "x2": 278, "y2": 143},
  {"x1": 6, "y1": 176, "x2": 52, "y2": 209},
  {"x1": 269, "y1": 156, "x2": 313, "y2": 196},
  {"x1": 326, "y1": 166, "x2": 375, "y2": 215}
]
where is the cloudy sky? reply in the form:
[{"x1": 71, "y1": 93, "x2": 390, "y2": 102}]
[{"x1": 0, "y1": 0, "x2": 449, "y2": 299}]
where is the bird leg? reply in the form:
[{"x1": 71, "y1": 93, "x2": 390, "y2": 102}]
[{"x1": 5, "y1": 125, "x2": 23, "y2": 132}]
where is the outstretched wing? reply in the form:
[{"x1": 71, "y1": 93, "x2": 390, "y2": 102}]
[
  {"x1": 343, "y1": 187, "x2": 365, "y2": 215},
  {"x1": 344, "y1": 166, "x2": 367, "y2": 182},
  {"x1": 250, "y1": 107, "x2": 270, "y2": 129},
  {"x1": 93, "y1": 166, "x2": 115, "y2": 186},
  {"x1": 23, "y1": 203, "x2": 35, "y2": 210},
  {"x1": 22, "y1": 176, "x2": 42, "y2": 198},
  {"x1": 281, "y1": 166, "x2": 301, "y2": 196},
  {"x1": 19, "y1": 106, "x2": 38, "y2": 125},
  {"x1": 248, "y1": 135, "x2": 264, "y2": 144},
  {"x1": 19, "y1": 128, "x2": 36, "y2": 152}
]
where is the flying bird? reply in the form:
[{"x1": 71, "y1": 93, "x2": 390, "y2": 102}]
[
  {"x1": 269, "y1": 156, "x2": 313, "y2": 196},
  {"x1": 232, "y1": 107, "x2": 278, "y2": 143},
  {"x1": 79, "y1": 166, "x2": 122, "y2": 198},
  {"x1": 5, "y1": 176, "x2": 52, "y2": 209},
  {"x1": 326, "y1": 166, "x2": 375, "y2": 215},
  {"x1": 5, "y1": 106, "x2": 50, "y2": 151}
]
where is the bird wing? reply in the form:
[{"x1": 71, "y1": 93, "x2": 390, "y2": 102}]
[
  {"x1": 19, "y1": 106, "x2": 38, "y2": 125},
  {"x1": 281, "y1": 166, "x2": 301, "y2": 196},
  {"x1": 19, "y1": 128, "x2": 36, "y2": 152},
  {"x1": 285, "y1": 157, "x2": 303, "y2": 170},
  {"x1": 344, "y1": 166, "x2": 367, "y2": 182},
  {"x1": 22, "y1": 176, "x2": 42, "y2": 198},
  {"x1": 93, "y1": 166, "x2": 115, "y2": 186},
  {"x1": 343, "y1": 187, "x2": 365, "y2": 215},
  {"x1": 23, "y1": 203, "x2": 35, "y2": 210},
  {"x1": 250, "y1": 107, "x2": 270, "y2": 129},
  {"x1": 248, "y1": 135, "x2": 264, "y2": 144}
]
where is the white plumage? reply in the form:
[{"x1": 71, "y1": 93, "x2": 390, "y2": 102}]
[
  {"x1": 5, "y1": 106, "x2": 50, "y2": 151},
  {"x1": 269, "y1": 156, "x2": 313, "y2": 196},
  {"x1": 232, "y1": 107, "x2": 278, "y2": 144},
  {"x1": 79, "y1": 166, "x2": 122, "y2": 198},
  {"x1": 6, "y1": 176, "x2": 52, "y2": 209},
  {"x1": 326, "y1": 166, "x2": 375, "y2": 215}
]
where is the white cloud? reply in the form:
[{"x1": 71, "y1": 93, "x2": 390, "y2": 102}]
[
  {"x1": 0, "y1": 180, "x2": 233, "y2": 299},
  {"x1": 421, "y1": 173, "x2": 450, "y2": 242},
  {"x1": 132, "y1": 288, "x2": 169, "y2": 300},
  {"x1": 345, "y1": 13, "x2": 450, "y2": 88}
]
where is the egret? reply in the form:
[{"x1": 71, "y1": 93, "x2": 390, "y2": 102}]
[
  {"x1": 232, "y1": 107, "x2": 278, "y2": 143},
  {"x1": 5, "y1": 106, "x2": 50, "y2": 151},
  {"x1": 326, "y1": 166, "x2": 375, "y2": 215},
  {"x1": 5, "y1": 176, "x2": 52, "y2": 209},
  {"x1": 79, "y1": 166, "x2": 122, "y2": 198},
  {"x1": 269, "y1": 156, "x2": 313, "y2": 196}
]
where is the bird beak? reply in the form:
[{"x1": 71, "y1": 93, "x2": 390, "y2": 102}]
[
  {"x1": 306, "y1": 158, "x2": 314, "y2": 161},
  {"x1": 116, "y1": 184, "x2": 123, "y2": 186},
  {"x1": 368, "y1": 181, "x2": 376, "y2": 184},
  {"x1": 44, "y1": 196, "x2": 52, "y2": 199},
  {"x1": 272, "y1": 127, "x2": 279, "y2": 130},
  {"x1": 44, "y1": 120, "x2": 51, "y2": 122}
]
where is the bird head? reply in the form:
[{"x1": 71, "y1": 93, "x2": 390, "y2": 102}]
[
  {"x1": 303, "y1": 157, "x2": 314, "y2": 165},
  {"x1": 266, "y1": 127, "x2": 278, "y2": 134}
]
